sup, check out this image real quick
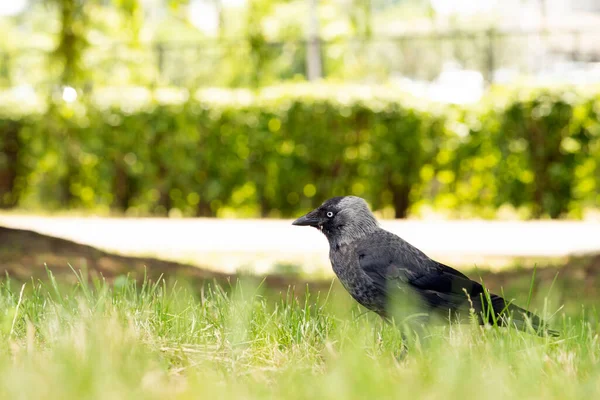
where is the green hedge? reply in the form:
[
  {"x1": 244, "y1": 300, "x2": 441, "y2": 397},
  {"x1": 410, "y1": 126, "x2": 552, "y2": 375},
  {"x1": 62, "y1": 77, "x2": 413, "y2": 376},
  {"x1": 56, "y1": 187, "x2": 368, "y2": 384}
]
[{"x1": 1, "y1": 84, "x2": 599, "y2": 219}]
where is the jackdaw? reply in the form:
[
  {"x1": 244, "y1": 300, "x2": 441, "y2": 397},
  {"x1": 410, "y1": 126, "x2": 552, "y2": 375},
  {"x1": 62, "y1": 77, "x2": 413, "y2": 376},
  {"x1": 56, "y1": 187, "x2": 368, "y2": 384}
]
[{"x1": 293, "y1": 196, "x2": 557, "y2": 336}]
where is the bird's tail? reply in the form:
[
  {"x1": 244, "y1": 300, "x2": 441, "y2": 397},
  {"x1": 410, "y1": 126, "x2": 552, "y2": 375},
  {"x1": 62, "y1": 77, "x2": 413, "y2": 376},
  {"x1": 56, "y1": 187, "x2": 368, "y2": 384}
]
[{"x1": 479, "y1": 294, "x2": 559, "y2": 337}]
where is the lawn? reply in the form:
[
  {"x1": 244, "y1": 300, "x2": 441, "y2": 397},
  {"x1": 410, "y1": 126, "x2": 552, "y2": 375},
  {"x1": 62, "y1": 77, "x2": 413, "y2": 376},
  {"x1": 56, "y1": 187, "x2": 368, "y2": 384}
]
[{"x1": 0, "y1": 268, "x2": 597, "y2": 400}]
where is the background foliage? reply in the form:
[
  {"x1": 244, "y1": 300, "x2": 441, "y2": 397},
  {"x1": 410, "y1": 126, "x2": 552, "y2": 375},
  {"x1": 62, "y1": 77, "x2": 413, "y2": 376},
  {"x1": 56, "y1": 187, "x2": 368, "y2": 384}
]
[
  {"x1": 1, "y1": 0, "x2": 555, "y2": 89},
  {"x1": 1, "y1": 84, "x2": 598, "y2": 219}
]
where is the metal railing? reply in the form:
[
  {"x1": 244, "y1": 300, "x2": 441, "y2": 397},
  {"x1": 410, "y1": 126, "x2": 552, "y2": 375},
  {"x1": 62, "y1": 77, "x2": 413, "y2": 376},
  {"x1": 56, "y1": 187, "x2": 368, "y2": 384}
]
[{"x1": 2, "y1": 28, "x2": 600, "y2": 89}]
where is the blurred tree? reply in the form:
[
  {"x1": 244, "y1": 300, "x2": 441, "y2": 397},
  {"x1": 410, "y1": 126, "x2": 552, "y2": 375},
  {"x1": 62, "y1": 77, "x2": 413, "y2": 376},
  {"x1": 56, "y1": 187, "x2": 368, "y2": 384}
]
[
  {"x1": 113, "y1": 0, "x2": 144, "y2": 44},
  {"x1": 349, "y1": 0, "x2": 372, "y2": 38},
  {"x1": 246, "y1": 0, "x2": 277, "y2": 87},
  {"x1": 47, "y1": 0, "x2": 89, "y2": 87},
  {"x1": 40, "y1": 0, "x2": 188, "y2": 208}
]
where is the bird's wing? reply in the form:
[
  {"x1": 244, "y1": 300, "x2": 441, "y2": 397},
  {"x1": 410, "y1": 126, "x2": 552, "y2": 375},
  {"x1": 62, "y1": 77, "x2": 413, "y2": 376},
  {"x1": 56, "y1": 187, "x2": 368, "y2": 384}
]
[
  {"x1": 356, "y1": 231, "x2": 485, "y2": 311},
  {"x1": 356, "y1": 230, "x2": 558, "y2": 335}
]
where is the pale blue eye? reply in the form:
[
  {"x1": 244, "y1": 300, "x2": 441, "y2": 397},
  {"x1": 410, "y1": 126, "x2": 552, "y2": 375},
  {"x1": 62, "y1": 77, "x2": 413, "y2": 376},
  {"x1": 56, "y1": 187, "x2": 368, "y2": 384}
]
[{"x1": 327, "y1": 212, "x2": 334, "y2": 218}]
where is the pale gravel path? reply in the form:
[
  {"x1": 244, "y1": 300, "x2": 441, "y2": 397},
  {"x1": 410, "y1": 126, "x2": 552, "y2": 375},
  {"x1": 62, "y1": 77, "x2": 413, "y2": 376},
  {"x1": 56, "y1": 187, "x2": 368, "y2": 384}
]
[{"x1": 1, "y1": 215, "x2": 599, "y2": 275}]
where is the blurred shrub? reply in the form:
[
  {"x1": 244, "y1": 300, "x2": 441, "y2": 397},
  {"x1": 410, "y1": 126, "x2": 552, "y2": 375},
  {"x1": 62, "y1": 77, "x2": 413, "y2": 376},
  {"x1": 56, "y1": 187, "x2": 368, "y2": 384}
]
[
  {"x1": 0, "y1": 84, "x2": 599, "y2": 219},
  {"x1": 436, "y1": 89, "x2": 600, "y2": 219}
]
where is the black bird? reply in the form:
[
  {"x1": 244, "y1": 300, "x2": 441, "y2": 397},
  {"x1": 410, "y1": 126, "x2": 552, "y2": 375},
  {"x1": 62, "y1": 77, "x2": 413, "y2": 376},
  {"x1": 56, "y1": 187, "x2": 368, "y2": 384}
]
[{"x1": 293, "y1": 196, "x2": 557, "y2": 336}]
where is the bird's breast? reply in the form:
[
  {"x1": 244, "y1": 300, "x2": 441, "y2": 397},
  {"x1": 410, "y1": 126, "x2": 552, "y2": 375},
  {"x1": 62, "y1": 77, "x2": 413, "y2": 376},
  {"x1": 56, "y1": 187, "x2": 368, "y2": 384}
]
[{"x1": 329, "y1": 247, "x2": 385, "y2": 313}]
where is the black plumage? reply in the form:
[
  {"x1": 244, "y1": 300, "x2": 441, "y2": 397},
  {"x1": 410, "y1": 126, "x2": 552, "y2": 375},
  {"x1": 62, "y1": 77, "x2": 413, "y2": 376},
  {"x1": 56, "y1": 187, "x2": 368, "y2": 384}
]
[{"x1": 293, "y1": 196, "x2": 557, "y2": 336}]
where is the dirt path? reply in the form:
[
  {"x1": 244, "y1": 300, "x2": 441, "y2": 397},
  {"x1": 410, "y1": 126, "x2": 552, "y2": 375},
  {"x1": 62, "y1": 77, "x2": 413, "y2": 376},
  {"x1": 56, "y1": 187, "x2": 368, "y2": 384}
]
[
  {"x1": 2, "y1": 224, "x2": 600, "y2": 308},
  {"x1": 0, "y1": 226, "x2": 310, "y2": 292},
  {"x1": 1, "y1": 215, "x2": 600, "y2": 274}
]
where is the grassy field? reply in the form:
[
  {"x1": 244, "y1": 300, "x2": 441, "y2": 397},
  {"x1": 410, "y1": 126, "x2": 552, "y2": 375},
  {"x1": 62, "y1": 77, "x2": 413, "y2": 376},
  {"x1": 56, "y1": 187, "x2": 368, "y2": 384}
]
[{"x1": 0, "y1": 268, "x2": 597, "y2": 400}]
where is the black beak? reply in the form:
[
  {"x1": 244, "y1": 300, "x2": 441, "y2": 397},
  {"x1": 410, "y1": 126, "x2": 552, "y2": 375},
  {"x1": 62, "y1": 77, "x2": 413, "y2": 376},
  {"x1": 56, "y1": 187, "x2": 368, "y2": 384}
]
[{"x1": 292, "y1": 210, "x2": 320, "y2": 227}]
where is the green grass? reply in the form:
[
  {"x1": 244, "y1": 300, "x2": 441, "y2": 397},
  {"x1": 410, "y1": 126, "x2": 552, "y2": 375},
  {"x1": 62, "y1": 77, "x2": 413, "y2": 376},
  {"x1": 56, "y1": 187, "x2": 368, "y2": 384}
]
[{"x1": 0, "y1": 269, "x2": 597, "y2": 400}]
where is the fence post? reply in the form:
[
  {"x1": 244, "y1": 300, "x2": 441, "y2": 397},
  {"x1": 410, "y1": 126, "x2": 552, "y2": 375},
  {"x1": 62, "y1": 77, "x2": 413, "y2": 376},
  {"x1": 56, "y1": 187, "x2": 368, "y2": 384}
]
[
  {"x1": 485, "y1": 29, "x2": 495, "y2": 85},
  {"x1": 571, "y1": 30, "x2": 581, "y2": 62},
  {"x1": 306, "y1": 0, "x2": 322, "y2": 80},
  {"x1": 156, "y1": 43, "x2": 165, "y2": 84},
  {"x1": 0, "y1": 121, "x2": 19, "y2": 208},
  {"x1": 0, "y1": 52, "x2": 10, "y2": 86}
]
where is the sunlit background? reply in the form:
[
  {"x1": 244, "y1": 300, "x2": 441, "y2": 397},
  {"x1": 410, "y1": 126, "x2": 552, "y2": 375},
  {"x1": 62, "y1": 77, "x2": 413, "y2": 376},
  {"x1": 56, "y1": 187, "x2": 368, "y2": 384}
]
[
  {"x1": 1, "y1": 0, "x2": 600, "y2": 275},
  {"x1": 3, "y1": 1, "x2": 600, "y2": 95},
  {"x1": 2, "y1": 4, "x2": 600, "y2": 399}
]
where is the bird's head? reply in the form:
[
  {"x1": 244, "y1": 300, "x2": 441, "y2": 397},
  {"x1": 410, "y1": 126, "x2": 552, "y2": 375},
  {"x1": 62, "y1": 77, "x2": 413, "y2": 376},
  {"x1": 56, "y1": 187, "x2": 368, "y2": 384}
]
[{"x1": 292, "y1": 196, "x2": 378, "y2": 246}]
